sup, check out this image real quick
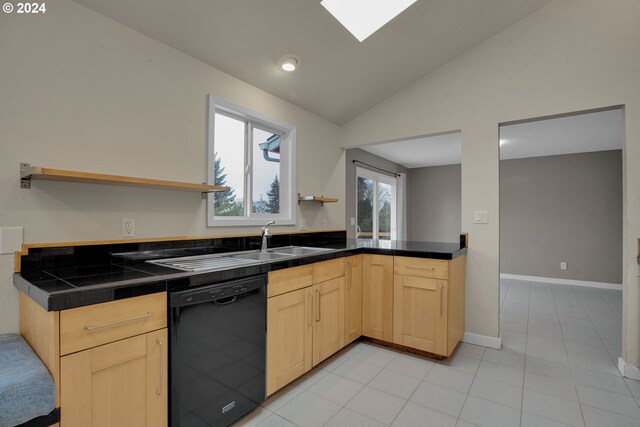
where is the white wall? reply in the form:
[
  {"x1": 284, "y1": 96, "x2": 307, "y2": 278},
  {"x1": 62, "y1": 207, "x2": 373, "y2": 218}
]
[
  {"x1": 0, "y1": 0, "x2": 344, "y2": 333},
  {"x1": 341, "y1": 0, "x2": 640, "y2": 366}
]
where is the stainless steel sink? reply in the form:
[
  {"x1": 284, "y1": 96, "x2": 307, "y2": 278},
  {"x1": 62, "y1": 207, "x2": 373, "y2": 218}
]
[
  {"x1": 231, "y1": 252, "x2": 294, "y2": 261},
  {"x1": 148, "y1": 254, "x2": 257, "y2": 272},
  {"x1": 269, "y1": 246, "x2": 332, "y2": 256},
  {"x1": 147, "y1": 246, "x2": 333, "y2": 272}
]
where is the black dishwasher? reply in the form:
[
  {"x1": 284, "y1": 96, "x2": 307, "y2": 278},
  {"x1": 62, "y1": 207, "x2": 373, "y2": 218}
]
[{"x1": 169, "y1": 275, "x2": 267, "y2": 427}]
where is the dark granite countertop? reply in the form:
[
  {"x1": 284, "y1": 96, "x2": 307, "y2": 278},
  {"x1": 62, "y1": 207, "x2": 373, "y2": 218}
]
[{"x1": 14, "y1": 237, "x2": 466, "y2": 311}]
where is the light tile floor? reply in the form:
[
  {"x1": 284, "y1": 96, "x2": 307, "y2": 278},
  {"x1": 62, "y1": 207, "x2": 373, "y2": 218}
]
[{"x1": 235, "y1": 280, "x2": 640, "y2": 426}]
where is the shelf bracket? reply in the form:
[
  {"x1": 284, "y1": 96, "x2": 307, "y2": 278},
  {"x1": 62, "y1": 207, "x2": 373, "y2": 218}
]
[{"x1": 20, "y1": 162, "x2": 33, "y2": 189}]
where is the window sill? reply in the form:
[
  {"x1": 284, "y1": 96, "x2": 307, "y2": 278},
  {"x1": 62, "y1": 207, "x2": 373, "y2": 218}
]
[{"x1": 207, "y1": 218, "x2": 296, "y2": 227}]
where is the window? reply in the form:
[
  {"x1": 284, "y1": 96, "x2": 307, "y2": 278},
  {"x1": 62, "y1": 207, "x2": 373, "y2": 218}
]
[
  {"x1": 356, "y1": 167, "x2": 397, "y2": 240},
  {"x1": 207, "y1": 95, "x2": 296, "y2": 226}
]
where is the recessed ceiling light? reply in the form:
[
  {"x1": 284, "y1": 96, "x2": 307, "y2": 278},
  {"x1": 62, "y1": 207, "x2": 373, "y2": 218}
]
[
  {"x1": 277, "y1": 54, "x2": 301, "y2": 72},
  {"x1": 321, "y1": 0, "x2": 417, "y2": 42}
]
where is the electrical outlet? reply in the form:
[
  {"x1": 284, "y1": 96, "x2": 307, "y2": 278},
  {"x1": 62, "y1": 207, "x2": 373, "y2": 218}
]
[
  {"x1": 560, "y1": 262, "x2": 567, "y2": 270},
  {"x1": 299, "y1": 218, "x2": 307, "y2": 231},
  {"x1": 350, "y1": 217, "x2": 356, "y2": 226},
  {"x1": 122, "y1": 218, "x2": 135, "y2": 238},
  {"x1": 322, "y1": 219, "x2": 328, "y2": 229}
]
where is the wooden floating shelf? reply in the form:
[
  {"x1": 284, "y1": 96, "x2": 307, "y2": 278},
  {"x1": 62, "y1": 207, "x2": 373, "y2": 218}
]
[
  {"x1": 298, "y1": 194, "x2": 338, "y2": 206},
  {"x1": 20, "y1": 163, "x2": 228, "y2": 194}
]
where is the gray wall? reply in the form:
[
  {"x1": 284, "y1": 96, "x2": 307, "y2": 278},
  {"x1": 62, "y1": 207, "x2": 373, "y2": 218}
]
[
  {"x1": 345, "y1": 149, "x2": 409, "y2": 238},
  {"x1": 407, "y1": 164, "x2": 461, "y2": 243},
  {"x1": 500, "y1": 150, "x2": 622, "y2": 284}
]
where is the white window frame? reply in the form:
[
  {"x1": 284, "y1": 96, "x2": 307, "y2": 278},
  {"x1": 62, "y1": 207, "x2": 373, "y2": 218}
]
[
  {"x1": 355, "y1": 167, "x2": 398, "y2": 240},
  {"x1": 207, "y1": 95, "x2": 296, "y2": 226}
]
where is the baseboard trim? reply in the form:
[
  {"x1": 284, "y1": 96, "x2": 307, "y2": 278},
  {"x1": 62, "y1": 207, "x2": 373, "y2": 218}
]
[
  {"x1": 618, "y1": 357, "x2": 640, "y2": 380},
  {"x1": 462, "y1": 332, "x2": 501, "y2": 350},
  {"x1": 500, "y1": 273, "x2": 622, "y2": 290}
]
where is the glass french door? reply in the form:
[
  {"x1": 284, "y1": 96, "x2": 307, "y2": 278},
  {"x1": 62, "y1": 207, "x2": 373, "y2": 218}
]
[{"x1": 356, "y1": 168, "x2": 397, "y2": 240}]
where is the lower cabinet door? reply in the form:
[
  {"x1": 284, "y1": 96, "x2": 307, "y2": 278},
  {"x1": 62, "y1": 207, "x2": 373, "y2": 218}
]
[
  {"x1": 344, "y1": 255, "x2": 363, "y2": 345},
  {"x1": 60, "y1": 329, "x2": 168, "y2": 427},
  {"x1": 266, "y1": 287, "x2": 313, "y2": 396},
  {"x1": 393, "y1": 275, "x2": 448, "y2": 355},
  {"x1": 312, "y1": 277, "x2": 345, "y2": 366},
  {"x1": 362, "y1": 254, "x2": 394, "y2": 341}
]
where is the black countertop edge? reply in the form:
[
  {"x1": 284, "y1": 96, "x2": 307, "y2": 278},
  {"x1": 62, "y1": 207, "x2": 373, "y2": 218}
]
[{"x1": 15, "y1": 244, "x2": 467, "y2": 311}]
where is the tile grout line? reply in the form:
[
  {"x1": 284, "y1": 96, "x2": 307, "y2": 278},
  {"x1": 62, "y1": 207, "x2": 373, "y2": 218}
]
[
  {"x1": 453, "y1": 336, "x2": 488, "y2": 425},
  {"x1": 269, "y1": 342, "x2": 366, "y2": 427},
  {"x1": 327, "y1": 344, "x2": 403, "y2": 426},
  {"x1": 558, "y1": 284, "x2": 589, "y2": 427},
  {"x1": 518, "y1": 280, "x2": 531, "y2": 427},
  {"x1": 570, "y1": 285, "x2": 640, "y2": 409},
  {"x1": 381, "y1": 351, "x2": 412, "y2": 426}
]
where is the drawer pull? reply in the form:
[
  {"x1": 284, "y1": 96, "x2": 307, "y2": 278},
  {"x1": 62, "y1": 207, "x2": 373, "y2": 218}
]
[
  {"x1": 156, "y1": 338, "x2": 163, "y2": 396},
  {"x1": 84, "y1": 312, "x2": 153, "y2": 331},
  {"x1": 406, "y1": 266, "x2": 435, "y2": 270}
]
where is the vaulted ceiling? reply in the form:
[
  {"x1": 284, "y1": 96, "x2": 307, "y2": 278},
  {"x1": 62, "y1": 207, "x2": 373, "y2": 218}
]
[{"x1": 73, "y1": 0, "x2": 552, "y2": 125}]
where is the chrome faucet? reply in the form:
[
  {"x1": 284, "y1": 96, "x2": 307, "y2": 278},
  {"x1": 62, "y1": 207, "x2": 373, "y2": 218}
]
[{"x1": 261, "y1": 220, "x2": 275, "y2": 252}]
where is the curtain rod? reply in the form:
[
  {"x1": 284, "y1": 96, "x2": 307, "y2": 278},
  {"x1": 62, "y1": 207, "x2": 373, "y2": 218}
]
[{"x1": 352, "y1": 160, "x2": 401, "y2": 177}]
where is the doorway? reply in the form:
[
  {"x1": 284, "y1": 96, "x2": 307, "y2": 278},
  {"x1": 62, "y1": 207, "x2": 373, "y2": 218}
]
[
  {"x1": 345, "y1": 130, "x2": 462, "y2": 243},
  {"x1": 498, "y1": 107, "x2": 624, "y2": 371},
  {"x1": 356, "y1": 167, "x2": 397, "y2": 240}
]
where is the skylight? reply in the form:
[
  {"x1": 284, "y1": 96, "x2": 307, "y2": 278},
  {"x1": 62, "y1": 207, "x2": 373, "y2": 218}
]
[{"x1": 321, "y1": 0, "x2": 417, "y2": 42}]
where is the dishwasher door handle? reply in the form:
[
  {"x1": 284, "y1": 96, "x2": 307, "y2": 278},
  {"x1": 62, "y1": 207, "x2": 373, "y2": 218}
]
[{"x1": 214, "y1": 296, "x2": 238, "y2": 306}]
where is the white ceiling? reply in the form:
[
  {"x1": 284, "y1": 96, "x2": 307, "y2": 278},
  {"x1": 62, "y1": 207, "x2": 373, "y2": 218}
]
[
  {"x1": 72, "y1": 0, "x2": 551, "y2": 125},
  {"x1": 360, "y1": 108, "x2": 623, "y2": 168},
  {"x1": 499, "y1": 108, "x2": 623, "y2": 160},
  {"x1": 362, "y1": 132, "x2": 462, "y2": 168}
]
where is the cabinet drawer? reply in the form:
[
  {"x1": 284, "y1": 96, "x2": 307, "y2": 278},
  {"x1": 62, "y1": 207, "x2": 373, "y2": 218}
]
[
  {"x1": 394, "y1": 256, "x2": 449, "y2": 280},
  {"x1": 268, "y1": 265, "x2": 313, "y2": 298},
  {"x1": 60, "y1": 292, "x2": 167, "y2": 355},
  {"x1": 312, "y1": 258, "x2": 346, "y2": 284}
]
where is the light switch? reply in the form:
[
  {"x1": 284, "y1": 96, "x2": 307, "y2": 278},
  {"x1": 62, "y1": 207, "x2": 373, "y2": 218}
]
[
  {"x1": 0, "y1": 227, "x2": 24, "y2": 254},
  {"x1": 474, "y1": 210, "x2": 488, "y2": 224}
]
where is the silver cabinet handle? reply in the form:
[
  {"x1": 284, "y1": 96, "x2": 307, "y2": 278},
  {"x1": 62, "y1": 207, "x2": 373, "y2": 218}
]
[
  {"x1": 156, "y1": 338, "x2": 163, "y2": 396},
  {"x1": 346, "y1": 260, "x2": 353, "y2": 289},
  {"x1": 84, "y1": 312, "x2": 153, "y2": 331},
  {"x1": 406, "y1": 266, "x2": 435, "y2": 270},
  {"x1": 316, "y1": 289, "x2": 321, "y2": 322},
  {"x1": 308, "y1": 293, "x2": 313, "y2": 326},
  {"x1": 439, "y1": 284, "x2": 444, "y2": 317}
]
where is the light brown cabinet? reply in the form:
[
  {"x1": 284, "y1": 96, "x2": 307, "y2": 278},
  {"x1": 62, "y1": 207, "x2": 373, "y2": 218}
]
[
  {"x1": 312, "y1": 276, "x2": 345, "y2": 366},
  {"x1": 393, "y1": 255, "x2": 465, "y2": 357},
  {"x1": 20, "y1": 292, "x2": 168, "y2": 427},
  {"x1": 344, "y1": 255, "x2": 363, "y2": 345},
  {"x1": 266, "y1": 286, "x2": 313, "y2": 396},
  {"x1": 60, "y1": 329, "x2": 168, "y2": 427},
  {"x1": 362, "y1": 254, "x2": 394, "y2": 341},
  {"x1": 266, "y1": 259, "x2": 346, "y2": 395},
  {"x1": 393, "y1": 275, "x2": 447, "y2": 354}
]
